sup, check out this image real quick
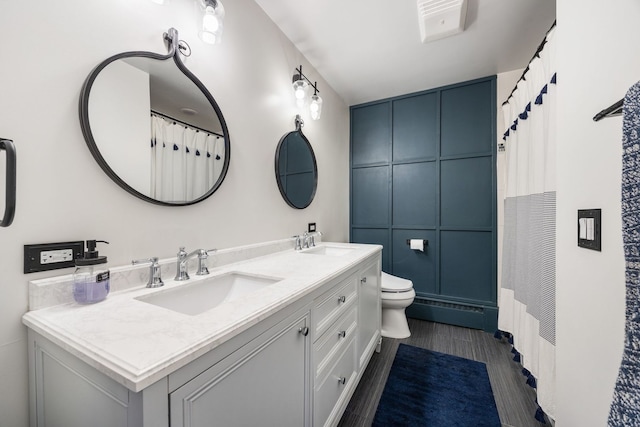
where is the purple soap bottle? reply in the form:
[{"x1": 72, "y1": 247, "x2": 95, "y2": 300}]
[{"x1": 73, "y1": 240, "x2": 110, "y2": 304}]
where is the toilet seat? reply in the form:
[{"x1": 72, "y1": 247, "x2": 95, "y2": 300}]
[{"x1": 381, "y1": 271, "x2": 413, "y2": 293}]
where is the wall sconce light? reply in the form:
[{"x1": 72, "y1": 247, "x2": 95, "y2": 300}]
[
  {"x1": 198, "y1": 0, "x2": 225, "y2": 45},
  {"x1": 292, "y1": 65, "x2": 323, "y2": 120}
]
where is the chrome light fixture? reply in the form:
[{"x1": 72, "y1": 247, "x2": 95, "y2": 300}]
[
  {"x1": 309, "y1": 90, "x2": 323, "y2": 121},
  {"x1": 292, "y1": 65, "x2": 323, "y2": 120},
  {"x1": 198, "y1": 0, "x2": 225, "y2": 45}
]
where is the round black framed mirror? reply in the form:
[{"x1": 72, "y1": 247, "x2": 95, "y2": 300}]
[
  {"x1": 79, "y1": 28, "x2": 230, "y2": 206},
  {"x1": 275, "y1": 115, "x2": 318, "y2": 209}
]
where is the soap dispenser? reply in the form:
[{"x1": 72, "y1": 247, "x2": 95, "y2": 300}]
[{"x1": 73, "y1": 240, "x2": 110, "y2": 304}]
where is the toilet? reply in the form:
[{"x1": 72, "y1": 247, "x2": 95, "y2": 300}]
[{"x1": 381, "y1": 272, "x2": 416, "y2": 339}]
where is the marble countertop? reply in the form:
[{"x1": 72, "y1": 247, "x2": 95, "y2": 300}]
[{"x1": 22, "y1": 242, "x2": 381, "y2": 392}]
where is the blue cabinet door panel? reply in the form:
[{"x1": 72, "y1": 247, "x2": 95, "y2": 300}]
[
  {"x1": 392, "y1": 229, "x2": 437, "y2": 295},
  {"x1": 351, "y1": 103, "x2": 391, "y2": 166},
  {"x1": 440, "y1": 230, "x2": 494, "y2": 303},
  {"x1": 352, "y1": 166, "x2": 389, "y2": 226},
  {"x1": 392, "y1": 93, "x2": 438, "y2": 162},
  {"x1": 393, "y1": 162, "x2": 436, "y2": 227},
  {"x1": 352, "y1": 228, "x2": 391, "y2": 272},
  {"x1": 441, "y1": 156, "x2": 493, "y2": 228},
  {"x1": 441, "y1": 80, "x2": 493, "y2": 157},
  {"x1": 350, "y1": 77, "x2": 497, "y2": 331}
]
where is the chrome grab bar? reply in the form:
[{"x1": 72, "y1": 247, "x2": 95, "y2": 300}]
[{"x1": 0, "y1": 138, "x2": 16, "y2": 227}]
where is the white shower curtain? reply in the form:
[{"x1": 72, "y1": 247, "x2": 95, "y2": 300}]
[
  {"x1": 499, "y1": 26, "x2": 556, "y2": 421},
  {"x1": 150, "y1": 114, "x2": 223, "y2": 202}
]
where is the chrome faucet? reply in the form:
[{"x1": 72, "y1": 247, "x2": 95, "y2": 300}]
[
  {"x1": 294, "y1": 231, "x2": 319, "y2": 251},
  {"x1": 132, "y1": 257, "x2": 164, "y2": 288},
  {"x1": 175, "y1": 247, "x2": 215, "y2": 281}
]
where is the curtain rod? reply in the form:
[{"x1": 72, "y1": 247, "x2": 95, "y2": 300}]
[
  {"x1": 502, "y1": 20, "x2": 556, "y2": 107},
  {"x1": 593, "y1": 99, "x2": 623, "y2": 122},
  {"x1": 151, "y1": 110, "x2": 224, "y2": 138}
]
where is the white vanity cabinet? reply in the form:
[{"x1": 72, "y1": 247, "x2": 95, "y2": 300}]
[
  {"x1": 356, "y1": 258, "x2": 381, "y2": 369},
  {"x1": 312, "y1": 273, "x2": 358, "y2": 427},
  {"x1": 169, "y1": 310, "x2": 311, "y2": 427},
  {"x1": 26, "y1": 245, "x2": 381, "y2": 427},
  {"x1": 311, "y1": 255, "x2": 381, "y2": 427}
]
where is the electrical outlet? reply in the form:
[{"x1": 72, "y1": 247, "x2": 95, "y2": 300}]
[
  {"x1": 40, "y1": 249, "x2": 74, "y2": 264},
  {"x1": 24, "y1": 241, "x2": 84, "y2": 273}
]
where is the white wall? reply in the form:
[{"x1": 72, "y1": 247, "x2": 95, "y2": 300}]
[
  {"x1": 556, "y1": 0, "x2": 640, "y2": 425},
  {"x1": 0, "y1": 1, "x2": 349, "y2": 425}
]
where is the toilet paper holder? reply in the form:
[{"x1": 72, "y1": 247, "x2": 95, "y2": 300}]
[{"x1": 406, "y1": 239, "x2": 428, "y2": 247}]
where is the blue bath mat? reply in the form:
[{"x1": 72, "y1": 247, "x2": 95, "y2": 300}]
[{"x1": 373, "y1": 344, "x2": 501, "y2": 426}]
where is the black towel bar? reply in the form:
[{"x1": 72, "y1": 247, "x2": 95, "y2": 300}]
[
  {"x1": 0, "y1": 138, "x2": 16, "y2": 227},
  {"x1": 593, "y1": 99, "x2": 623, "y2": 121}
]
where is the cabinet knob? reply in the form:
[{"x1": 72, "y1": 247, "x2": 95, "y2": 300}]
[
  {"x1": 298, "y1": 326, "x2": 309, "y2": 336},
  {"x1": 338, "y1": 376, "x2": 346, "y2": 385},
  {"x1": 338, "y1": 330, "x2": 346, "y2": 338},
  {"x1": 338, "y1": 295, "x2": 346, "y2": 303},
  {"x1": 361, "y1": 277, "x2": 367, "y2": 284}
]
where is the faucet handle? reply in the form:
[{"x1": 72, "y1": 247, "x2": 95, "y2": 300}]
[
  {"x1": 132, "y1": 257, "x2": 164, "y2": 288},
  {"x1": 132, "y1": 257, "x2": 157, "y2": 265},
  {"x1": 177, "y1": 247, "x2": 187, "y2": 259},
  {"x1": 195, "y1": 249, "x2": 217, "y2": 276},
  {"x1": 292, "y1": 235, "x2": 302, "y2": 251}
]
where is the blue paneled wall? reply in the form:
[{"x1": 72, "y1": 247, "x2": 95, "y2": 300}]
[{"x1": 350, "y1": 77, "x2": 497, "y2": 331}]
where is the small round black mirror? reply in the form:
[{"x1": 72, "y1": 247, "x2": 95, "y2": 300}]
[{"x1": 275, "y1": 116, "x2": 317, "y2": 209}]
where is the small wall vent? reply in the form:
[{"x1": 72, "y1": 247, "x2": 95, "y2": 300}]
[
  {"x1": 417, "y1": 0, "x2": 468, "y2": 43},
  {"x1": 414, "y1": 297, "x2": 483, "y2": 313}
]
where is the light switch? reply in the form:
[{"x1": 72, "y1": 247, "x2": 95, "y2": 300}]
[
  {"x1": 579, "y1": 218, "x2": 587, "y2": 239},
  {"x1": 586, "y1": 218, "x2": 595, "y2": 241},
  {"x1": 577, "y1": 209, "x2": 601, "y2": 251}
]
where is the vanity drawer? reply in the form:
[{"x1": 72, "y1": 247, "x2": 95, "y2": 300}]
[
  {"x1": 314, "y1": 275, "x2": 357, "y2": 338},
  {"x1": 314, "y1": 338, "x2": 356, "y2": 427},
  {"x1": 315, "y1": 306, "x2": 357, "y2": 379}
]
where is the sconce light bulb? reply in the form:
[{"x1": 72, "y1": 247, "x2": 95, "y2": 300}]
[
  {"x1": 292, "y1": 79, "x2": 308, "y2": 100},
  {"x1": 199, "y1": 0, "x2": 224, "y2": 45},
  {"x1": 310, "y1": 94, "x2": 323, "y2": 120},
  {"x1": 203, "y1": 6, "x2": 219, "y2": 32}
]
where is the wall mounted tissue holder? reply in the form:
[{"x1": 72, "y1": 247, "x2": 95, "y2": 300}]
[{"x1": 406, "y1": 239, "x2": 428, "y2": 251}]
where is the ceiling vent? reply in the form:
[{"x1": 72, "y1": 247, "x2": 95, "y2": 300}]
[{"x1": 417, "y1": 0, "x2": 468, "y2": 43}]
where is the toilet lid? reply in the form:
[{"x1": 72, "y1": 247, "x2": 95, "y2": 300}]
[{"x1": 381, "y1": 271, "x2": 414, "y2": 292}]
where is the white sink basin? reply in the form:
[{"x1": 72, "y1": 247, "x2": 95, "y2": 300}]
[
  {"x1": 300, "y1": 245, "x2": 355, "y2": 256},
  {"x1": 136, "y1": 273, "x2": 282, "y2": 316}
]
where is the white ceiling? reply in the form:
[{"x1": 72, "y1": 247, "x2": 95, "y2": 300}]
[{"x1": 253, "y1": 0, "x2": 556, "y2": 106}]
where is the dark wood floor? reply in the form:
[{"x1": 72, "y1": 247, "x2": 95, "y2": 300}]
[{"x1": 338, "y1": 318, "x2": 543, "y2": 427}]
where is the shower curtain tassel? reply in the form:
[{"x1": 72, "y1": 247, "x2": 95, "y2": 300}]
[
  {"x1": 513, "y1": 351, "x2": 521, "y2": 363},
  {"x1": 522, "y1": 368, "x2": 531, "y2": 377},
  {"x1": 534, "y1": 406, "x2": 547, "y2": 424},
  {"x1": 493, "y1": 330, "x2": 503, "y2": 340},
  {"x1": 526, "y1": 374, "x2": 537, "y2": 389}
]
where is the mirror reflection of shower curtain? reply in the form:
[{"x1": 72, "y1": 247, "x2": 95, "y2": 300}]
[{"x1": 150, "y1": 115, "x2": 224, "y2": 202}]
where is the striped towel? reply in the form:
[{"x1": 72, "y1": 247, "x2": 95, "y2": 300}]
[{"x1": 610, "y1": 81, "x2": 640, "y2": 426}]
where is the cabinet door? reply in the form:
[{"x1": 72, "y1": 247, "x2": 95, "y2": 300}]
[
  {"x1": 170, "y1": 313, "x2": 310, "y2": 427},
  {"x1": 356, "y1": 258, "x2": 381, "y2": 368}
]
